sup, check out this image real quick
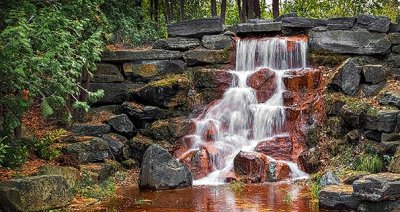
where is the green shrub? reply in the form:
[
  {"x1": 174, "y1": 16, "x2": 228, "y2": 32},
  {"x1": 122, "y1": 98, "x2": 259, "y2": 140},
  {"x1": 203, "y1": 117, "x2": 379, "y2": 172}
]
[
  {"x1": 0, "y1": 137, "x2": 9, "y2": 165},
  {"x1": 0, "y1": 138, "x2": 29, "y2": 168},
  {"x1": 33, "y1": 129, "x2": 66, "y2": 160},
  {"x1": 355, "y1": 153, "x2": 384, "y2": 173}
]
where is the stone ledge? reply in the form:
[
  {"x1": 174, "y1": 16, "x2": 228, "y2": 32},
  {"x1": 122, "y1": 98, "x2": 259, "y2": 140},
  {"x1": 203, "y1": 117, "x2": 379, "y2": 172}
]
[{"x1": 101, "y1": 49, "x2": 183, "y2": 62}]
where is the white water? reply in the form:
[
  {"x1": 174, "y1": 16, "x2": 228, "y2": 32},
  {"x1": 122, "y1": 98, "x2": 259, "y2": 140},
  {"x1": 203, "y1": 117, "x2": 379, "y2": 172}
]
[{"x1": 186, "y1": 38, "x2": 310, "y2": 185}]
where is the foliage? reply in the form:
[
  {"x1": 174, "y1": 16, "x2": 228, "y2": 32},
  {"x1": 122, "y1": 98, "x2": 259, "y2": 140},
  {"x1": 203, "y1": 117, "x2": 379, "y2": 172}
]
[
  {"x1": 0, "y1": 137, "x2": 9, "y2": 165},
  {"x1": 76, "y1": 171, "x2": 117, "y2": 199},
  {"x1": 33, "y1": 129, "x2": 66, "y2": 160},
  {"x1": 229, "y1": 178, "x2": 245, "y2": 193},
  {"x1": 0, "y1": 138, "x2": 29, "y2": 168},
  {"x1": 355, "y1": 153, "x2": 385, "y2": 173}
]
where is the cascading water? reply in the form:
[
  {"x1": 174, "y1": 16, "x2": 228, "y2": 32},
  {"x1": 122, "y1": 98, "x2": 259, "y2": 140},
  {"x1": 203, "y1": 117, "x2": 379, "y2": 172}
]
[{"x1": 180, "y1": 37, "x2": 310, "y2": 185}]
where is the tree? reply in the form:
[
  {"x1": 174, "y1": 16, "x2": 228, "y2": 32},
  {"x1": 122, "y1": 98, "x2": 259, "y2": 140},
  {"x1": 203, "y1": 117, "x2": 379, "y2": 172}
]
[
  {"x1": 211, "y1": 0, "x2": 217, "y2": 16},
  {"x1": 221, "y1": 0, "x2": 227, "y2": 22},
  {"x1": 272, "y1": 0, "x2": 280, "y2": 18},
  {"x1": 180, "y1": 0, "x2": 185, "y2": 20}
]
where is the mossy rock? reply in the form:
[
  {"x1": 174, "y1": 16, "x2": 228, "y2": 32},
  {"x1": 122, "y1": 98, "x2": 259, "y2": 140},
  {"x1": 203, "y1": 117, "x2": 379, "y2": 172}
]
[{"x1": 38, "y1": 165, "x2": 80, "y2": 189}]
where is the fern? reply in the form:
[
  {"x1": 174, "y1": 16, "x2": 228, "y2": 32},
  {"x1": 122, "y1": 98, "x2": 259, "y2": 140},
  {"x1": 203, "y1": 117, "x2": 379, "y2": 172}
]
[{"x1": 41, "y1": 98, "x2": 54, "y2": 118}]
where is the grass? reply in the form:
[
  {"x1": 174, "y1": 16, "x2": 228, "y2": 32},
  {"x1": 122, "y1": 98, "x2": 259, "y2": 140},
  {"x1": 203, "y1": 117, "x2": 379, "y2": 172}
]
[
  {"x1": 355, "y1": 153, "x2": 385, "y2": 173},
  {"x1": 229, "y1": 178, "x2": 245, "y2": 193},
  {"x1": 134, "y1": 198, "x2": 152, "y2": 205},
  {"x1": 309, "y1": 182, "x2": 320, "y2": 203},
  {"x1": 76, "y1": 171, "x2": 117, "y2": 200}
]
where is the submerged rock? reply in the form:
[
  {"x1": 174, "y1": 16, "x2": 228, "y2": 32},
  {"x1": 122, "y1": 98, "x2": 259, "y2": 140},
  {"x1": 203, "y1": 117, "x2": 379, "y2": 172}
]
[
  {"x1": 139, "y1": 144, "x2": 192, "y2": 190},
  {"x1": 0, "y1": 175, "x2": 73, "y2": 212},
  {"x1": 319, "y1": 185, "x2": 360, "y2": 209},
  {"x1": 353, "y1": 172, "x2": 400, "y2": 201}
]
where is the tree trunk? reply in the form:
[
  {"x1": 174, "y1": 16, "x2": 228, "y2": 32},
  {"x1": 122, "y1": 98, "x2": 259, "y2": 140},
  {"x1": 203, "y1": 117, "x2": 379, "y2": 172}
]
[
  {"x1": 155, "y1": 0, "x2": 159, "y2": 22},
  {"x1": 272, "y1": 0, "x2": 280, "y2": 18},
  {"x1": 221, "y1": 0, "x2": 227, "y2": 23},
  {"x1": 171, "y1": 0, "x2": 175, "y2": 21},
  {"x1": 247, "y1": 0, "x2": 254, "y2": 19},
  {"x1": 211, "y1": 0, "x2": 217, "y2": 16},
  {"x1": 150, "y1": 0, "x2": 154, "y2": 21},
  {"x1": 179, "y1": 0, "x2": 184, "y2": 20},
  {"x1": 165, "y1": 0, "x2": 172, "y2": 23},
  {"x1": 254, "y1": 0, "x2": 261, "y2": 18}
]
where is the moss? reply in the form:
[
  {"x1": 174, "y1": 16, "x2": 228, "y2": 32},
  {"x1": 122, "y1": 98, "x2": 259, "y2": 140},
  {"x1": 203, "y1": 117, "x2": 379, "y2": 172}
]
[
  {"x1": 135, "y1": 64, "x2": 158, "y2": 78},
  {"x1": 148, "y1": 74, "x2": 190, "y2": 87},
  {"x1": 308, "y1": 53, "x2": 349, "y2": 67}
]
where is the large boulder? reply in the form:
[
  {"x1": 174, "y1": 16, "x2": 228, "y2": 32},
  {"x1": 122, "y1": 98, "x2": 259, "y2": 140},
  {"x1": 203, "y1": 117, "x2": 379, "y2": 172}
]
[
  {"x1": 0, "y1": 175, "x2": 73, "y2": 212},
  {"x1": 102, "y1": 133, "x2": 129, "y2": 161},
  {"x1": 202, "y1": 34, "x2": 233, "y2": 50},
  {"x1": 71, "y1": 123, "x2": 111, "y2": 137},
  {"x1": 167, "y1": 17, "x2": 223, "y2": 38},
  {"x1": 356, "y1": 14, "x2": 391, "y2": 33},
  {"x1": 319, "y1": 185, "x2": 360, "y2": 209},
  {"x1": 139, "y1": 144, "x2": 192, "y2": 190},
  {"x1": 101, "y1": 49, "x2": 183, "y2": 62},
  {"x1": 153, "y1": 37, "x2": 200, "y2": 50},
  {"x1": 123, "y1": 60, "x2": 186, "y2": 82},
  {"x1": 254, "y1": 136, "x2": 293, "y2": 161},
  {"x1": 353, "y1": 172, "x2": 400, "y2": 201},
  {"x1": 89, "y1": 82, "x2": 140, "y2": 105},
  {"x1": 327, "y1": 17, "x2": 356, "y2": 30},
  {"x1": 106, "y1": 114, "x2": 137, "y2": 137},
  {"x1": 331, "y1": 58, "x2": 362, "y2": 96},
  {"x1": 362, "y1": 65, "x2": 386, "y2": 84},
  {"x1": 184, "y1": 49, "x2": 231, "y2": 66},
  {"x1": 64, "y1": 137, "x2": 110, "y2": 164},
  {"x1": 364, "y1": 110, "x2": 399, "y2": 133},
  {"x1": 92, "y1": 63, "x2": 124, "y2": 83},
  {"x1": 122, "y1": 101, "x2": 171, "y2": 128},
  {"x1": 247, "y1": 68, "x2": 277, "y2": 103},
  {"x1": 233, "y1": 22, "x2": 282, "y2": 34},
  {"x1": 233, "y1": 151, "x2": 269, "y2": 183},
  {"x1": 309, "y1": 29, "x2": 391, "y2": 55},
  {"x1": 38, "y1": 165, "x2": 80, "y2": 189}
]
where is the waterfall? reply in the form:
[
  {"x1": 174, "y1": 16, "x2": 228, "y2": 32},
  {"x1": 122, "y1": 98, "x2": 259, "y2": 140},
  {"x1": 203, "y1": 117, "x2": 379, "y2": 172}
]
[{"x1": 182, "y1": 37, "x2": 310, "y2": 185}]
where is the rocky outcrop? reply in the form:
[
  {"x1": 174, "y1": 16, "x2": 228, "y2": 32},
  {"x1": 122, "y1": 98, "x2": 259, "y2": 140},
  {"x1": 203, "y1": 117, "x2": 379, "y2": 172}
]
[
  {"x1": 64, "y1": 137, "x2": 110, "y2": 164},
  {"x1": 167, "y1": 17, "x2": 223, "y2": 38},
  {"x1": 139, "y1": 144, "x2": 192, "y2": 190},
  {"x1": 353, "y1": 173, "x2": 400, "y2": 201},
  {"x1": 184, "y1": 49, "x2": 231, "y2": 66},
  {"x1": 106, "y1": 114, "x2": 137, "y2": 137},
  {"x1": 319, "y1": 185, "x2": 360, "y2": 209},
  {"x1": 0, "y1": 175, "x2": 73, "y2": 212}
]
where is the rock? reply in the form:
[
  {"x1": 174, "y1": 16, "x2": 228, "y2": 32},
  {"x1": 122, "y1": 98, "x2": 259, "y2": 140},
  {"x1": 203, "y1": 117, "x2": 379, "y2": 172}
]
[
  {"x1": 167, "y1": 17, "x2": 223, "y2": 38},
  {"x1": 309, "y1": 29, "x2": 391, "y2": 55},
  {"x1": 361, "y1": 81, "x2": 386, "y2": 97},
  {"x1": 233, "y1": 151, "x2": 269, "y2": 183},
  {"x1": 233, "y1": 22, "x2": 282, "y2": 34},
  {"x1": 0, "y1": 175, "x2": 73, "y2": 212},
  {"x1": 123, "y1": 60, "x2": 186, "y2": 82},
  {"x1": 38, "y1": 165, "x2": 80, "y2": 189},
  {"x1": 363, "y1": 130, "x2": 382, "y2": 141},
  {"x1": 274, "y1": 12, "x2": 297, "y2": 22},
  {"x1": 64, "y1": 137, "x2": 109, "y2": 164},
  {"x1": 320, "y1": 171, "x2": 341, "y2": 187},
  {"x1": 71, "y1": 123, "x2": 110, "y2": 137},
  {"x1": 281, "y1": 17, "x2": 326, "y2": 28},
  {"x1": 339, "y1": 104, "x2": 367, "y2": 129},
  {"x1": 346, "y1": 129, "x2": 361, "y2": 143},
  {"x1": 365, "y1": 111, "x2": 399, "y2": 133},
  {"x1": 357, "y1": 14, "x2": 391, "y2": 33},
  {"x1": 101, "y1": 49, "x2": 183, "y2": 62},
  {"x1": 387, "y1": 54, "x2": 400, "y2": 67},
  {"x1": 122, "y1": 101, "x2": 170, "y2": 128},
  {"x1": 106, "y1": 114, "x2": 137, "y2": 137},
  {"x1": 202, "y1": 34, "x2": 233, "y2": 50},
  {"x1": 380, "y1": 92, "x2": 400, "y2": 108},
  {"x1": 88, "y1": 105, "x2": 122, "y2": 117},
  {"x1": 382, "y1": 132, "x2": 400, "y2": 142},
  {"x1": 343, "y1": 172, "x2": 369, "y2": 185},
  {"x1": 331, "y1": 58, "x2": 362, "y2": 96},
  {"x1": 319, "y1": 185, "x2": 361, "y2": 209},
  {"x1": 184, "y1": 49, "x2": 231, "y2": 66},
  {"x1": 353, "y1": 172, "x2": 400, "y2": 201},
  {"x1": 267, "y1": 161, "x2": 290, "y2": 182},
  {"x1": 153, "y1": 37, "x2": 200, "y2": 50},
  {"x1": 193, "y1": 68, "x2": 233, "y2": 101},
  {"x1": 247, "y1": 68, "x2": 277, "y2": 103},
  {"x1": 392, "y1": 45, "x2": 400, "y2": 53},
  {"x1": 102, "y1": 133, "x2": 128, "y2": 161},
  {"x1": 389, "y1": 147, "x2": 400, "y2": 173},
  {"x1": 139, "y1": 144, "x2": 192, "y2": 190},
  {"x1": 362, "y1": 65, "x2": 385, "y2": 84},
  {"x1": 388, "y1": 33, "x2": 400, "y2": 44},
  {"x1": 127, "y1": 134, "x2": 171, "y2": 163},
  {"x1": 121, "y1": 159, "x2": 139, "y2": 169},
  {"x1": 89, "y1": 82, "x2": 140, "y2": 104},
  {"x1": 92, "y1": 63, "x2": 124, "y2": 83},
  {"x1": 143, "y1": 116, "x2": 194, "y2": 142},
  {"x1": 255, "y1": 136, "x2": 293, "y2": 161},
  {"x1": 298, "y1": 148, "x2": 320, "y2": 173},
  {"x1": 81, "y1": 161, "x2": 120, "y2": 182},
  {"x1": 327, "y1": 17, "x2": 356, "y2": 30},
  {"x1": 134, "y1": 74, "x2": 191, "y2": 108},
  {"x1": 358, "y1": 200, "x2": 400, "y2": 212}
]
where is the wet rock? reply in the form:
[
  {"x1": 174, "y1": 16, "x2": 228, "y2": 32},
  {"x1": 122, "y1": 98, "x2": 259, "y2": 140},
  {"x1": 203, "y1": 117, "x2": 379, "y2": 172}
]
[
  {"x1": 319, "y1": 185, "x2": 360, "y2": 209},
  {"x1": 309, "y1": 29, "x2": 391, "y2": 55},
  {"x1": 327, "y1": 17, "x2": 355, "y2": 30},
  {"x1": 281, "y1": 17, "x2": 326, "y2": 28},
  {"x1": 320, "y1": 171, "x2": 340, "y2": 187},
  {"x1": 153, "y1": 37, "x2": 200, "y2": 50},
  {"x1": 267, "y1": 161, "x2": 290, "y2": 182},
  {"x1": 122, "y1": 101, "x2": 170, "y2": 128},
  {"x1": 380, "y1": 92, "x2": 400, "y2": 108},
  {"x1": 0, "y1": 175, "x2": 73, "y2": 212},
  {"x1": 123, "y1": 60, "x2": 186, "y2": 82},
  {"x1": 143, "y1": 116, "x2": 195, "y2": 142},
  {"x1": 71, "y1": 123, "x2": 110, "y2": 137},
  {"x1": 102, "y1": 133, "x2": 128, "y2": 161},
  {"x1": 184, "y1": 49, "x2": 231, "y2": 66},
  {"x1": 361, "y1": 81, "x2": 386, "y2": 97},
  {"x1": 92, "y1": 63, "x2": 124, "y2": 83},
  {"x1": 388, "y1": 33, "x2": 400, "y2": 44},
  {"x1": 353, "y1": 172, "x2": 400, "y2": 201},
  {"x1": 134, "y1": 74, "x2": 191, "y2": 108},
  {"x1": 106, "y1": 114, "x2": 137, "y2": 137},
  {"x1": 64, "y1": 137, "x2": 109, "y2": 164},
  {"x1": 89, "y1": 82, "x2": 140, "y2": 104},
  {"x1": 356, "y1": 14, "x2": 391, "y2": 33},
  {"x1": 389, "y1": 147, "x2": 400, "y2": 173},
  {"x1": 362, "y1": 65, "x2": 385, "y2": 84},
  {"x1": 331, "y1": 58, "x2": 362, "y2": 96},
  {"x1": 255, "y1": 136, "x2": 293, "y2": 161},
  {"x1": 233, "y1": 22, "x2": 282, "y2": 34},
  {"x1": 202, "y1": 34, "x2": 233, "y2": 50},
  {"x1": 81, "y1": 161, "x2": 120, "y2": 182},
  {"x1": 139, "y1": 144, "x2": 192, "y2": 190},
  {"x1": 101, "y1": 49, "x2": 183, "y2": 62},
  {"x1": 38, "y1": 165, "x2": 80, "y2": 189},
  {"x1": 247, "y1": 68, "x2": 277, "y2": 102},
  {"x1": 180, "y1": 147, "x2": 213, "y2": 180},
  {"x1": 193, "y1": 68, "x2": 233, "y2": 100},
  {"x1": 358, "y1": 200, "x2": 400, "y2": 212},
  {"x1": 167, "y1": 17, "x2": 223, "y2": 38},
  {"x1": 298, "y1": 148, "x2": 320, "y2": 173},
  {"x1": 365, "y1": 110, "x2": 399, "y2": 133},
  {"x1": 233, "y1": 151, "x2": 269, "y2": 183}
]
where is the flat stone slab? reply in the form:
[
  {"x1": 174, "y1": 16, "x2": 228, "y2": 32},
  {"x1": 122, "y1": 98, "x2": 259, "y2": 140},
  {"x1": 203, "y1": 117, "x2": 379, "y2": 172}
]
[
  {"x1": 309, "y1": 29, "x2": 391, "y2": 55},
  {"x1": 184, "y1": 49, "x2": 231, "y2": 66},
  {"x1": 233, "y1": 22, "x2": 282, "y2": 34},
  {"x1": 282, "y1": 17, "x2": 326, "y2": 28},
  {"x1": 101, "y1": 50, "x2": 183, "y2": 62},
  {"x1": 319, "y1": 185, "x2": 361, "y2": 209},
  {"x1": 167, "y1": 17, "x2": 223, "y2": 38},
  {"x1": 353, "y1": 172, "x2": 400, "y2": 201},
  {"x1": 89, "y1": 82, "x2": 142, "y2": 104},
  {"x1": 153, "y1": 37, "x2": 200, "y2": 50}
]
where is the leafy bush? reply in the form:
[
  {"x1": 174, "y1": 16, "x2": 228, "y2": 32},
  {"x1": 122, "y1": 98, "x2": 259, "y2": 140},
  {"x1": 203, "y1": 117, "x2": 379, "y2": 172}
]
[
  {"x1": 0, "y1": 138, "x2": 29, "y2": 168},
  {"x1": 0, "y1": 137, "x2": 8, "y2": 165},
  {"x1": 355, "y1": 153, "x2": 384, "y2": 173},
  {"x1": 33, "y1": 129, "x2": 66, "y2": 160}
]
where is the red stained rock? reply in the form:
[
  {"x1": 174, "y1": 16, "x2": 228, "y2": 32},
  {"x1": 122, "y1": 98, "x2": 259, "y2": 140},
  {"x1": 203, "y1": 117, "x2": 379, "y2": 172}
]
[
  {"x1": 223, "y1": 170, "x2": 238, "y2": 183},
  {"x1": 233, "y1": 151, "x2": 270, "y2": 183},
  {"x1": 247, "y1": 68, "x2": 277, "y2": 103},
  {"x1": 267, "y1": 161, "x2": 291, "y2": 182},
  {"x1": 190, "y1": 148, "x2": 212, "y2": 179},
  {"x1": 255, "y1": 136, "x2": 293, "y2": 161},
  {"x1": 201, "y1": 121, "x2": 218, "y2": 142}
]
